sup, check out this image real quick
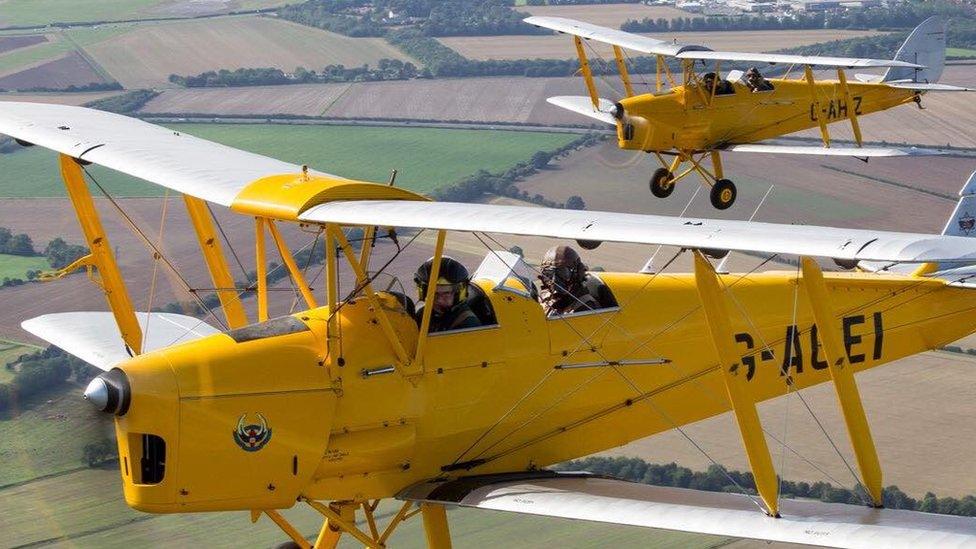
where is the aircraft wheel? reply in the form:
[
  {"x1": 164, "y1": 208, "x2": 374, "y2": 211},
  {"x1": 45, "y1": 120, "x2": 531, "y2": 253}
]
[
  {"x1": 710, "y1": 179, "x2": 736, "y2": 210},
  {"x1": 649, "y1": 168, "x2": 675, "y2": 198}
]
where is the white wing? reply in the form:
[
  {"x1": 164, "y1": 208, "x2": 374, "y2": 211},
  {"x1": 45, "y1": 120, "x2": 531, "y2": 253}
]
[
  {"x1": 0, "y1": 102, "x2": 337, "y2": 206},
  {"x1": 546, "y1": 96, "x2": 617, "y2": 125},
  {"x1": 400, "y1": 473, "x2": 976, "y2": 549},
  {"x1": 722, "y1": 143, "x2": 948, "y2": 157},
  {"x1": 22, "y1": 312, "x2": 220, "y2": 370},
  {"x1": 299, "y1": 200, "x2": 976, "y2": 264},
  {"x1": 525, "y1": 16, "x2": 921, "y2": 69}
]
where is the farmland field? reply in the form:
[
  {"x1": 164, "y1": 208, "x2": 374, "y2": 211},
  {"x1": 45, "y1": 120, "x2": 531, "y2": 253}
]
[
  {"x1": 0, "y1": 253, "x2": 47, "y2": 280},
  {"x1": 84, "y1": 16, "x2": 417, "y2": 89},
  {"x1": 0, "y1": 0, "x2": 290, "y2": 27},
  {"x1": 440, "y1": 29, "x2": 887, "y2": 61},
  {"x1": 520, "y1": 2, "x2": 690, "y2": 27},
  {"x1": 0, "y1": 123, "x2": 577, "y2": 197},
  {"x1": 0, "y1": 90, "x2": 122, "y2": 105}
]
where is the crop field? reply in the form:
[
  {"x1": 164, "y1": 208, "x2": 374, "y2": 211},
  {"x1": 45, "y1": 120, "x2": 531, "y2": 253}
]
[
  {"x1": 440, "y1": 29, "x2": 886, "y2": 61},
  {"x1": 0, "y1": 0, "x2": 290, "y2": 27},
  {"x1": 0, "y1": 253, "x2": 47, "y2": 280},
  {"x1": 0, "y1": 51, "x2": 109, "y2": 89},
  {"x1": 142, "y1": 82, "x2": 351, "y2": 116},
  {"x1": 0, "y1": 34, "x2": 46, "y2": 54},
  {"x1": 84, "y1": 16, "x2": 417, "y2": 89},
  {"x1": 0, "y1": 123, "x2": 577, "y2": 197},
  {"x1": 519, "y1": 2, "x2": 690, "y2": 27},
  {"x1": 0, "y1": 90, "x2": 122, "y2": 105}
]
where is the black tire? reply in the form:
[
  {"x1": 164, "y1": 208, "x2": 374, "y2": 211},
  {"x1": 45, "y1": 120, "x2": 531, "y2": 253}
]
[
  {"x1": 710, "y1": 179, "x2": 737, "y2": 210},
  {"x1": 649, "y1": 168, "x2": 675, "y2": 198}
]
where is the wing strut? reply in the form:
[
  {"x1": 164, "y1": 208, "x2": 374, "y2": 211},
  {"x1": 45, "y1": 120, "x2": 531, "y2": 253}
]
[
  {"x1": 800, "y1": 257, "x2": 883, "y2": 506},
  {"x1": 59, "y1": 154, "x2": 143, "y2": 354},
  {"x1": 612, "y1": 45, "x2": 635, "y2": 98},
  {"x1": 573, "y1": 35, "x2": 601, "y2": 109},
  {"x1": 836, "y1": 69, "x2": 863, "y2": 147},
  {"x1": 183, "y1": 196, "x2": 248, "y2": 329},
  {"x1": 804, "y1": 66, "x2": 831, "y2": 147},
  {"x1": 694, "y1": 251, "x2": 780, "y2": 517}
]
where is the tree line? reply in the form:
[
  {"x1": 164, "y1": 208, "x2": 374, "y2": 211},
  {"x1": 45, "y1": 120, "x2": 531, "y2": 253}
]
[
  {"x1": 555, "y1": 456, "x2": 976, "y2": 517},
  {"x1": 0, "y1": 226, "x2": 88, "y2": 288},
  {"x1": 0, "y1": 346, "x2": 98, "y2": 413},
  {"x1": 86, "y1": 89, "x2": 160, "y2": 114},
  {"x1": 169, "y1": 59, "x2": 426, "y2": 88},
  {"x1": 279, "y1": 0, "x2": 548, "y2": 38},
  {"x1": 620, "y1": 1, "x2": 971, "y2": 33}
]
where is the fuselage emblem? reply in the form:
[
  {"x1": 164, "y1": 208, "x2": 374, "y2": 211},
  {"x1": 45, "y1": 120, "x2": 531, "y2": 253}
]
[
  {"x1": 233, "y1": 413, "x2": 272, "y2": 452},
  {"x1": 959, "y1": 212, "x2": 975, "y2": 235}
]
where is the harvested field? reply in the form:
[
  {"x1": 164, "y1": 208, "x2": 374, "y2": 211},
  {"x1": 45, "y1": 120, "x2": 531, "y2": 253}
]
[
  {"x1": 142, "y1": 83, "x2": 351, "y2": 116},
  {"x1": 0, "y1": 33, "x2": 72, "y2": 76},
  {"x1": 84, "y1": 16, "x2": 417, "y2": 89},
  {"x1": 147, "y1": 0, "x2": 292, "y2": 18},
  {"x1": 0, "y1": 51, "x2": 108, "y2": 90},
  {"x1": 0, "y1": 90, "x2": 122, "y2": 105},
  {"x1": 520, "y1": 2, "x2": 690, "y2": 27},
  {"x1": 440, "y1": 29, "x2": 886, "y2": 61},
  {"x1": 0, "y1": 34, "x2": 46, "y2": 54},
  {"x1": 602, "y1": 351, "x2": 976, "y2": 497}
]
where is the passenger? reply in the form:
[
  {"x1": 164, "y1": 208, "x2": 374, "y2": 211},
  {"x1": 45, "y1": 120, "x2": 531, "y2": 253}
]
[
  {"x1": 701, "y1": 72, "x2": 735, "y2": 96},
  {"x1": 745, "y1": 67, "x2": 774, "y2": 92},
  {"x1": 538, "y1": 245, "x2": 614, "y2": 316},
  {"x1": 413, "y1": 256, "x2": 482, "y2": 332}
]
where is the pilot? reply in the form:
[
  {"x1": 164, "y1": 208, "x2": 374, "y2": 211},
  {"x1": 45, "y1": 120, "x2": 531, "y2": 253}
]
[
  {"x1": 414, "y1": 256, "x2": 482, "y2": 332},
  {"x1": 745, "y1": 67, "x2": 774, "y2": 92},
  {"x1": 538, "y1": 245, "x2": 614, "y2": 316},
  {"x1": 701, "y1": 72, "x2": 734, "y2": 96}
]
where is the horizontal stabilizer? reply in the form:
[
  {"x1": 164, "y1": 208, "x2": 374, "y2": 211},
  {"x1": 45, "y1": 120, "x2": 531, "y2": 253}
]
[
  {"x1": 886, "y1": 82, "x2": 974, "y2": 92},
  {"x1": 546, "y1": 96, "x2": 617, "y2": 125},
  {"x1": 22, "y1": 312, "x2": 220, "y2": 370},
  {"x1": 722, "y1": 143, "x2": 948, "y2": 157},
  {"x1": 400, "y1": 472, "x2": 976, "y2": 549}
]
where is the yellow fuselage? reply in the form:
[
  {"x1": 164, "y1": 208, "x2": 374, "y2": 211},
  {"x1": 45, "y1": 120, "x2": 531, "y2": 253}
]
[
  {"x1": 617, "y1": 79, "x2": 919, "y2": 152},
  {"x1": 113, "y1": 269, "x2": 976, "y2": 513}
]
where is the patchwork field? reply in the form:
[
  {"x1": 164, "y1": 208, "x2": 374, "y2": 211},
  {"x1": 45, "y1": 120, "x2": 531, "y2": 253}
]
[
  {"x1": 520, "y1": 2, "x2": 690, "y2": 27},
  {"x1": 0, "y1": 34, "x2": 46, "y2": 54},
  {"x1": 0, "y1": 0, "x2": 289, "y2": 28},
  {"x1": 0, "y1": 123, "x2": 577, "y2": 197},
  {"x1": 0, "y1": 90, "x2": 122, "y2": 105},
  {"x1": 84, "y1": 16, "x2": 417, "y2": 89},
  {"x1": 0, "y1": 50, "x2": 109, "y2": 89},
  {"x1": 440, "y1": 29, "x2": 886, "y2": 61}
]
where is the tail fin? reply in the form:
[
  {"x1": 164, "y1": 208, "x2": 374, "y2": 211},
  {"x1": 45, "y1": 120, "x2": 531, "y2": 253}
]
[
  {"x1": 943, "y1": 170, "x2": 976, "y2": 237},
  {"x1": 883, "y1": 16, "x2": 946, "y2": 84}
]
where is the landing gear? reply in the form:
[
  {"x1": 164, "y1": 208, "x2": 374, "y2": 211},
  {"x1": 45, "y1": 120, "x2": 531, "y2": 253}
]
[
  {"x1": 649, "y1": 150, "x2": 738, "y2": 210},
  {"x1": 649, "y1": 168, "x2": 675, "y2": 198},
  {"x1": 710, "y1": 179, "x2": 737, "y2": 210}
]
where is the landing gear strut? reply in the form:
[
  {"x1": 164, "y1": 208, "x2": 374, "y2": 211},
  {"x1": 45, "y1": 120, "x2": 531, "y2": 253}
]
[{"x1": 649, "y1": 150, "x2": 737, "y2": 210}]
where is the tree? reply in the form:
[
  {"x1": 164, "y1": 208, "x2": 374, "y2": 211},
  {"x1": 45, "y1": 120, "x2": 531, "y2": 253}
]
[
  {"x1": 530, "y1": 151, "x2": 552, "y2": 170},
  {"x1": 6, "y1": 233, "x2": 34, "y2": 256},
  {"x1": 82, "y1": 439, "x2": 116, "y2": 467},
  {"x1": 565, "y1": 195, "x2": 586, "y2": 210}
]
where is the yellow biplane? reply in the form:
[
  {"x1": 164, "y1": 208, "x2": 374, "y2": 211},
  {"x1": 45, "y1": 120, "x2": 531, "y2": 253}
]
[
  {"x1": 526, "y1": 16, "x2": 972, "y2": 209},
  {"x1": 3, "y1": 103, "x2": 976, "y2": 547}
]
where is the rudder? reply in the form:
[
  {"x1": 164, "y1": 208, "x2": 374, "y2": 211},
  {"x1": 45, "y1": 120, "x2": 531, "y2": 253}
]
[{"x1": 883, "y1": 16, "x2": 946, "y2": 84}]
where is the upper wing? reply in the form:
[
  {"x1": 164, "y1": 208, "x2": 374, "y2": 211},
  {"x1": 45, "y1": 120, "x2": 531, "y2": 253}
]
[
  {"x1": 400, "y1": 472, "x2": 976, "y2": 549},
  {"x1": 722, "y1": 143, "x2": 948, "y2": 157},
  {"x1": 299, "y1": 200, "x2": 976, "y2": 264},
  {"x1": 524, "y1": 16, "x2": 708, "y2": 56},
  {"x1": 0, "y1": 102, "x2": 336, "y2": 206},
  {"x1": 526, "y1": 16, "x2": 921, "y2": 69}
]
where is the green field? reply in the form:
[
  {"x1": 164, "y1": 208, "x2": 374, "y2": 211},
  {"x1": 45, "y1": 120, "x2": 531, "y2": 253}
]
[
  {"x1": 0, "y1": 463, "x2": 734, "y2": 547},
  {"x1": 0, "y1": 338, "x2": 38, "y2": 383},
  {"x1": 947, "y1": 47, "x2": 976, "y2": 57},
  {"x1": 0, "y1": 124, "x2": 578, "y2": 197},
  {"x1": 0, "y1": 253, "x2": 47, "y2": 280},
  {"x1": 0, "y1": 0, "x2": 167, "y2": 27}
]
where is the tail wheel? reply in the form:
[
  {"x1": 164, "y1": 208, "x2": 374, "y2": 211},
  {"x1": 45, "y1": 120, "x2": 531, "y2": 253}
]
[
  {"x1": 650, "y1": 168, "x2": 675, "y2": 198},
  {"x1": 710, "y1": 179, "x2": 737, "y2": 210}
]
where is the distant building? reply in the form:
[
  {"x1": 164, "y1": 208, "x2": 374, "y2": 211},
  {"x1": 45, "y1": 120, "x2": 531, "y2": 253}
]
[
  {"x1": 726, "y1": 0, "x2": 778, "y2": 12},
  {"x1": 790, "y1": 0, "x2": 881, "y2": 11},
  {"x1": 676, "y1": 0, "x2": 704, "y2": 12}
]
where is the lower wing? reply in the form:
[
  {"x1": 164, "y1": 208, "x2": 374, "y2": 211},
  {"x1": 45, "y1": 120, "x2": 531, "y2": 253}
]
[
  {"x1": 400, "y1": 471, "x2": 976, "y2": 548},
  {"x1": 720, "y1": 143, "x2": 948, "y2": 157}
]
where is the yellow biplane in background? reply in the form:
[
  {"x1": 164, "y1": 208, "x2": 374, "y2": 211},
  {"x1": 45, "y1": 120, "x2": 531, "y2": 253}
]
[
  {"x1": 526, "y1": 16, "x2": 972, "y2": 209},
  {"x1": 3, "y1": 103, "x2": 976, "y2": 547}
]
